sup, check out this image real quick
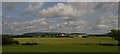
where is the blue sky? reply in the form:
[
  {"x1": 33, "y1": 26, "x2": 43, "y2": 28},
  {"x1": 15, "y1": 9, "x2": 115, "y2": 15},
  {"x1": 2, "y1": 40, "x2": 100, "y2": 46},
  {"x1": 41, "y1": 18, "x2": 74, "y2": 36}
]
[{"x1": 2, "y1": 2, "x2": 118, "y2": 34}]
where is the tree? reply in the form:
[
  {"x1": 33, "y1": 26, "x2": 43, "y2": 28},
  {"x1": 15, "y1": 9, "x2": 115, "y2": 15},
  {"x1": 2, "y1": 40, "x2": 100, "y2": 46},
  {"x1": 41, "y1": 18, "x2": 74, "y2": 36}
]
[
  {"x1": 109, "y1": 29, "x2": 120, "y2": 46},
  {"x1": 2, "y1": 36, "x2": 19, "y2": 45}
]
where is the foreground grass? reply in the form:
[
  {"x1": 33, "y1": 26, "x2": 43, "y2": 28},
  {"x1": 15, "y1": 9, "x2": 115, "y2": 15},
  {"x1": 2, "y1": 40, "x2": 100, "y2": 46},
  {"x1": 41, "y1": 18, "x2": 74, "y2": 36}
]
[
  {"x1": 3, "y1": 37, "x2": 119, "y2": 52},
  {"x1": 2, "y1": 45, "x2": 119, "y2": 52}
]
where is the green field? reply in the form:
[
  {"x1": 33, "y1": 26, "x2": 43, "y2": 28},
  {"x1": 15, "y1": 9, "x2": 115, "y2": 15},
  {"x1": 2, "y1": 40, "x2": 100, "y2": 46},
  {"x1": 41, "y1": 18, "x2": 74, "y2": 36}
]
[
  {"x1": 3, "y1": 45, "x2": 119, "y2": 52},
  {"x1": 14, "y1": 37, "x2": 118, "y2": 45},
  {"x1": 2, "y1": 37, "x2": 119, "y2": 52}
]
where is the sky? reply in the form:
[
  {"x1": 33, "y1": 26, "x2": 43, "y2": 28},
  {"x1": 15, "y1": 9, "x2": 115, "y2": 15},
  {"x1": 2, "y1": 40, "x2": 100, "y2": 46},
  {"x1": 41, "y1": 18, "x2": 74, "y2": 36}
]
[
  {"x1": 2, "y1": 2, "x2": 118, "y2": 34},
  {"x1": 2, "y1": 0, "x2": 120, "y2": 2},
  {"x1": 0, "y1": 2, "x2": 2, "y2": 34}
]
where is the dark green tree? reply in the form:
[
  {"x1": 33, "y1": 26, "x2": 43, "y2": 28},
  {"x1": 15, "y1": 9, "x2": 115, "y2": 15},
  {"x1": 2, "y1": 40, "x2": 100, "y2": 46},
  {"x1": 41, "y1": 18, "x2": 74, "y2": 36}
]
[
  {"x1": 2, "y1": 36, "x2": 19, "y2": 45},
  {"x1": 109, "y1": 29, "x2": 120, "y2": 46}
]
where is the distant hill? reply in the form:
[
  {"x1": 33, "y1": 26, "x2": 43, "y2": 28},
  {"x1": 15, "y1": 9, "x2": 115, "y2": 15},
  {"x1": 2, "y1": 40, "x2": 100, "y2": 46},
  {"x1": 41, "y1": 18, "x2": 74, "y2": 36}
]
[{"x1": 2, "y1": 32, "x2": 109, "y2": 38}]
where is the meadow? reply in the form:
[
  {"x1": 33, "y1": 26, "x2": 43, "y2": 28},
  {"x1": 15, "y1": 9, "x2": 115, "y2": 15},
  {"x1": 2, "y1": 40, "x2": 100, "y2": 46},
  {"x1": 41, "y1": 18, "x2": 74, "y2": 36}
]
[
  {"x1": 2, "y1": 45, "x2": 119, "y2": 52},
  {"x1": 2, "y1": 37, "x2": 119, "y2": 52},
  {"x1": 14, "y1": 37, "x2": 118, "y2": 45}
]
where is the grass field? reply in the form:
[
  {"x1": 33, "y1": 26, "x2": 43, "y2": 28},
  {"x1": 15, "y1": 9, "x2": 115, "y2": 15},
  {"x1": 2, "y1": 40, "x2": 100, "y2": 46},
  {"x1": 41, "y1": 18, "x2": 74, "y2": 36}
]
[
  {"x1": 14, "y1": 37, "x2": 118, "y2": 45},
  {"x1": 2, "y1": 45, "x2": 119, "y2": 52},
  {"x1": 2, "y1": 37, "x2": 119, "y2": 52}
]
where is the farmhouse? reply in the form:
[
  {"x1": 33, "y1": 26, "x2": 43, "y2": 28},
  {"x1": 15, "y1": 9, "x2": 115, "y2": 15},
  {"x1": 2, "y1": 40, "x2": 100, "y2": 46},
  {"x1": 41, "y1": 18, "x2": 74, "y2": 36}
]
[
  {"x1": 68, "y1": 33, "x2": 87, "y2": 38},
  {"x1": 15, "y1": 32, "x2": 87, "y2": 38},
  {"x1": 57, "y1": 33, "x2": 87, "y2": 38},
  {"x1": 57, "y1": 34, "x2": 69, "y2": 38}
]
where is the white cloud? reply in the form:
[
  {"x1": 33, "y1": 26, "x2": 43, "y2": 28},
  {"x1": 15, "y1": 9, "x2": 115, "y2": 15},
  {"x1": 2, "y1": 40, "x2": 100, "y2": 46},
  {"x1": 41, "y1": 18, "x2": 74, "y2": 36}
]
[
  {"x1": 37, "y1": 3, "x2": 80, "y2": 18},
  {"x1": 3, "y1": 16, "x2": 48, "y2": 34},
  {"x1": 39, "y1": 18, "x2": 48, "y2": 25},
  {"x1": 24, "y1": 3, "x2": 43, "y2": 13},
  {"x1": 97, "y1": 15, "x2": 118, "y2": 29},
  {"x1": 26, "y1": 26, "x2": 34, "y2": 29},
  {"x1": 86, "y1": 15, "x2": 118, "y2": 34},
  {"x1": 63, "y1": 22, "x2": 68, "y2": 25},
  {"x1": 2, "y1": 2, "x2": 118, "y2": 34},
  {"x1": 22, "y1": 3, "x2": 43, "y2": 14}
]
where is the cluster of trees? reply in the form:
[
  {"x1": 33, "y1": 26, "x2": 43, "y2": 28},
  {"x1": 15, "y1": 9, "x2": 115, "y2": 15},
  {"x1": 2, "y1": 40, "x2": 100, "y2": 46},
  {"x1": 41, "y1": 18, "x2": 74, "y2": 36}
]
[
  {"x1": 2, "y1": 35, "x2": 19, "y2": 45},
  {"x1": 22, "y1": 32, "x2": 61, "y2": 37},
  {"x1": 2, "y1": 29, "x2": 120, "y2": 46},
  {"x1": 11, "y1": 32, "x2": 70, "y2": 38},
  {"x1": 11, "y1": 32, "x2": 87, "y2": 38},
  {"x1": 109, "y1": 29, "x2": 120, "y2": 46}
]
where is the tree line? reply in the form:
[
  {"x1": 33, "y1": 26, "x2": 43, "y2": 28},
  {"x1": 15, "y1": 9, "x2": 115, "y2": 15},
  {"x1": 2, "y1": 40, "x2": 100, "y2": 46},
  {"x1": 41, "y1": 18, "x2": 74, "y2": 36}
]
[{"x1": 2, "y1": 29, "x2": 120, "y2": 45}]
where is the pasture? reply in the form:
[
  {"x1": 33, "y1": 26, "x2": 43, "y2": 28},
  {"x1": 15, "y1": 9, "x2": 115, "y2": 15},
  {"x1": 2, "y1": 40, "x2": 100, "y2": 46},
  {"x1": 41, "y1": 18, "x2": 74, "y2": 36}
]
[
  {"x1": 2, "y1": 45, "x2": 119, "y2": 52},
  {"x1": 2, "y1": 37, "x2": 119, "y2": 52},
  {"x1": 14, "y1": 37, "x2": 118, "y2": 45}
]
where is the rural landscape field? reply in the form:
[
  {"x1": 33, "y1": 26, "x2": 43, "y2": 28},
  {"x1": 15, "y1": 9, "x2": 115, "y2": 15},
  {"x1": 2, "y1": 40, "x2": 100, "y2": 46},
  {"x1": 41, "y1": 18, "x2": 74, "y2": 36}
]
[
  {"x1": 14, "y1": 37, "x2": 117, "y2": 45},
  {"x1": 2, "y1": 37, "x2": 119, "y2": 52},
  {"x1": 1, "y1": 1, "x2": 120, "y2": 54}
]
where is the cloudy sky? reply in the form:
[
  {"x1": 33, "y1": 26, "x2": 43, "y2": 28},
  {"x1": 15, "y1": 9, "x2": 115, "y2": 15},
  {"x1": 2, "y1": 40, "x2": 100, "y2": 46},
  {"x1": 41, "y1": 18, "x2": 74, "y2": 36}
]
[{"x1": 2, "y1": 2, "x2": 118, "y2": 34}]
